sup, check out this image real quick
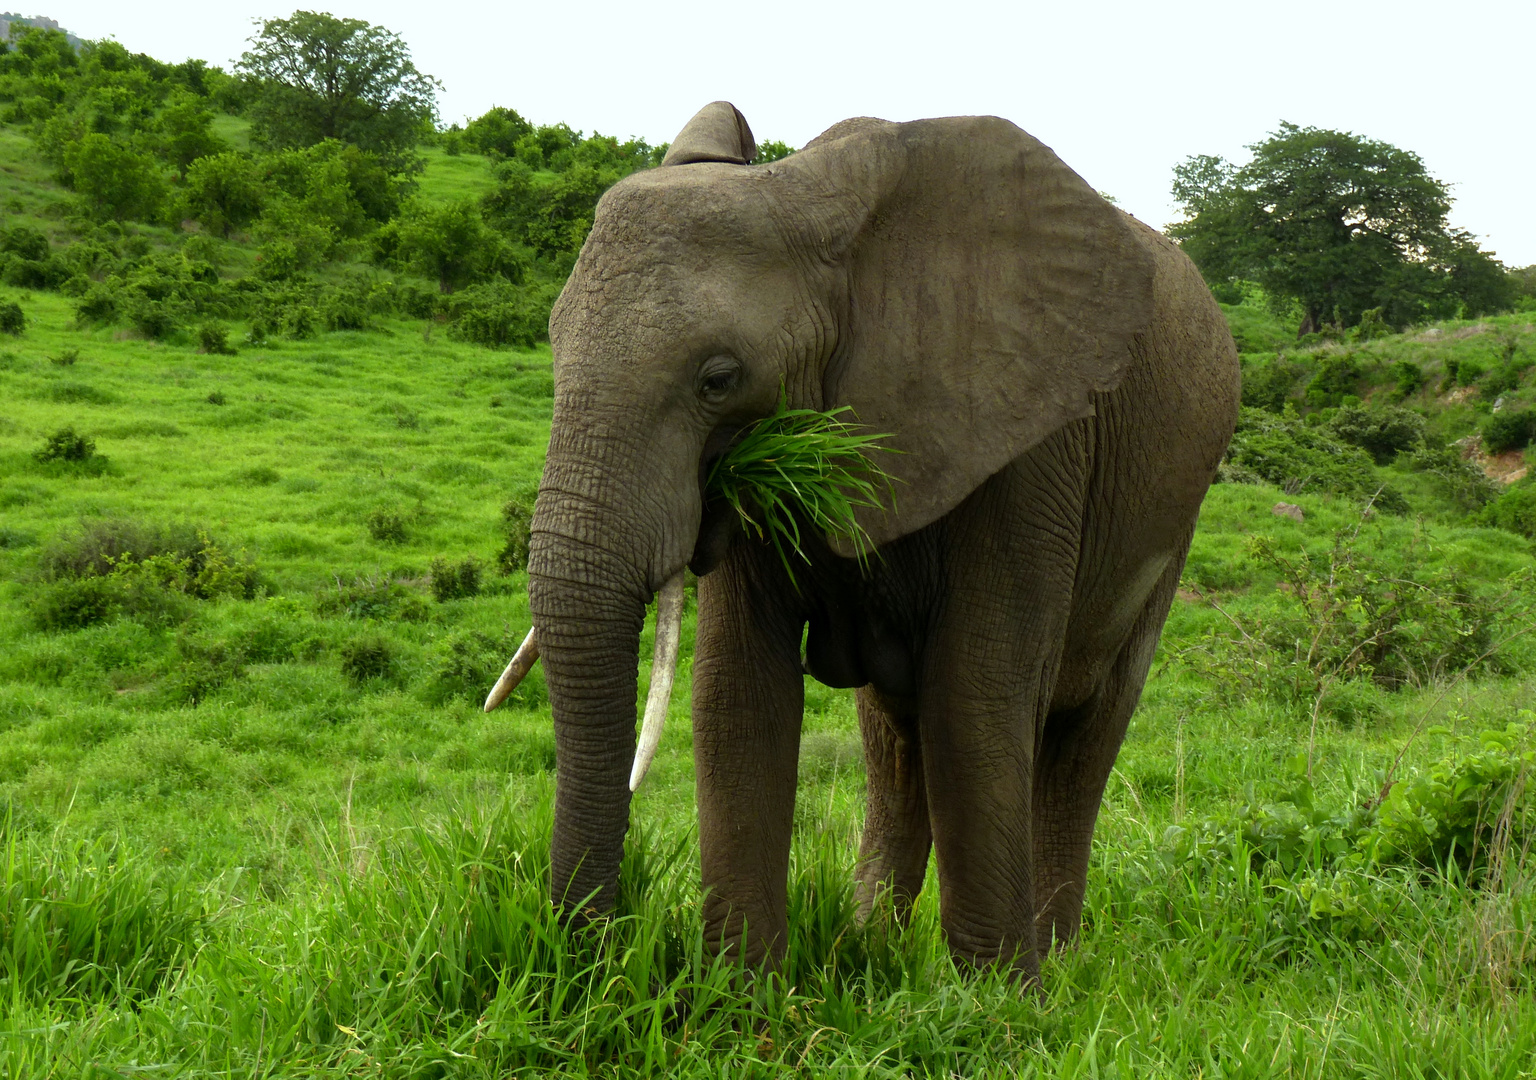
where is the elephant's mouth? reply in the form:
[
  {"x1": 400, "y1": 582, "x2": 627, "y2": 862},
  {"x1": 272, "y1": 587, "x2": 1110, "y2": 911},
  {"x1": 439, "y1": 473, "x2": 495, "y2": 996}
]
[{"x1": 690, "y1": 420, "x2": 749, "y2": 576}]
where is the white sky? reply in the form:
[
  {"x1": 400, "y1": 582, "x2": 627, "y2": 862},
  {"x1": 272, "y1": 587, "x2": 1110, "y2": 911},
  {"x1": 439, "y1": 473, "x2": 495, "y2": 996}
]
[{"x1": 42, "y1": 0, "x2": 1536, "y2": 266}]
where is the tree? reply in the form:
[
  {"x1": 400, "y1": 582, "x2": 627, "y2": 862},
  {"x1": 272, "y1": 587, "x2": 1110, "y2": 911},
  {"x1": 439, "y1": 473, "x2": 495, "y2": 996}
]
[
  {"x1": 236, "y1": 11, "x2": 440, "y2": 158},
  {"x1": 1171, "y1": 124, "x2": 1513, "y2": 334}
]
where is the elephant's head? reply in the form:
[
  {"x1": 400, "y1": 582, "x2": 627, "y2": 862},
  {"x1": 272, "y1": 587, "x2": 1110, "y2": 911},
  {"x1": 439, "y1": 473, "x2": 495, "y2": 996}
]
[{"x1": 492, "y1": 102, "x2": 1156, "y2": 915}]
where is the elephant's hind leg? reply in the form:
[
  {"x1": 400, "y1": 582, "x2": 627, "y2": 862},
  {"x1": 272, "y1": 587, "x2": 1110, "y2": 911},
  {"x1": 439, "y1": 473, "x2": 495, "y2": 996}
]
[
  {"x1": 1032, "y1": 541, "x2": 1188, "y2": 951},
  {"x1": 854, "y1": 686, "x2": 931, "y2": 923}
]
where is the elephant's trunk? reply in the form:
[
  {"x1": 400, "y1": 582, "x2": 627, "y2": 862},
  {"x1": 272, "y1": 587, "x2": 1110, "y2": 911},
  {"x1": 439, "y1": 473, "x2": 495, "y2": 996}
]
[{"x1": 527, "y1": 520, "x2": 648, "y2": 914}]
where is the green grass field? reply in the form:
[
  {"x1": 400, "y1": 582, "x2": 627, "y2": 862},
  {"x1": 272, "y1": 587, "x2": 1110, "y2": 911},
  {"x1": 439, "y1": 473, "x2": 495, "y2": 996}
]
[{"x1": 2, "y1": 282, "x2": 1536, "y2": 1075}]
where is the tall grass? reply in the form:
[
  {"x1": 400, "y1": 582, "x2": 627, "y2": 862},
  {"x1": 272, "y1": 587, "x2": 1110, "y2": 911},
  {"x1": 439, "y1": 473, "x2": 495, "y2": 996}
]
[{"x1": 3, "y1": 784, "x2": 1533, "y2": 1076}]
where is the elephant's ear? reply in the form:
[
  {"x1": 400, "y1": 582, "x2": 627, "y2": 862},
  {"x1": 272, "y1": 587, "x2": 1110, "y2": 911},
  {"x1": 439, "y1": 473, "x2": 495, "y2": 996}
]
[
  {"x1": 661, "y1": 101, "x2": 756, "y2": 165},
  {"x1": 791, "y1": 116, "x2": 1156, "y2": 547}
]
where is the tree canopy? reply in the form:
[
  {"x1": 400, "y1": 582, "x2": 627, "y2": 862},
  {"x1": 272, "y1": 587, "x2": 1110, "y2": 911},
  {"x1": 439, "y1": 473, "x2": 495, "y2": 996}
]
[
  {"x1": 1171, "y1": 124, "x2": 1514, "y2": 334},
  {"x1": 236, "y1": 11, "x2": 440, "y2": 158}
]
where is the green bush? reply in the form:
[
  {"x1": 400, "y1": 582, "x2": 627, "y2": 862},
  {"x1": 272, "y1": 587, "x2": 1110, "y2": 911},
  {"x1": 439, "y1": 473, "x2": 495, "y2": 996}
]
[
  {"x1": 445, "y1": 280, "x2": 555, "y2": 349},
  {"x1": 31, "y1": 521, "x2": 258, "y2": 630},
  {"x1": 1405, "y1": 446, "x2": 1500, "y2": 511},
  {"x1": 426, "y1": 629, "x2": 536, "y2": 706},
  {"x1": 0, "y1": 299, "x2": 25, "y2": 335},
  {"x1": 1220, "y1": 408, "x2": 1408, "y2": 513},
  {"x1": 197, "y1": 322, "x2": 237, "y2": 355},
  {"x1": 74, "y1": 283, "x2": 118, "y2": 324},
  {"x1": 497, "y1": 489, "x2": 535, "y2": 574},
  {"x1": 1166, "y1": 716, "x2": 1534, "y2": 886},
  {"x1": 366, "y1": 507, "x2": 409, "y2": 544},
  {"x1": 1239, "y1": 356, "x2": 1302, "y2": 412},
  {"x1": 1389, "y1": 360, "x2": 1425, "y2": 400},
  {"x1": 339, "y1": 635, "x2": 400, "y2": 684},
  {"x1": 287, "y1": 304, "x2": 318, "y2": 339},
  {"x1": 33, "y1": 426, "x2": 96, "y2": 463},
  {"x1": 165, "y1": 633, "x2": 246, "y2": 704},
  {"x1": 1482, "y1": 482, "x2": 1536, "y2": 538},
  {"x1": 1482, "y1": 408, "x2": 1536, "y2": 454},
  {"x1": 1326, "y1": 404, "x2": 1426, "y2": 464},
  {"x1": 1369, "y1": 720, "x2": 1535, "y2": 876},
  {"x1": 429, "y1": 555, "x2": 482, "y2": 602},
  {"x1": 1304, "y1": 353, "x2": 1362, "y2": 407},
  {"x1": 1171, "y1": 525, "x2": 1526, "y2": 709},
  {"x1": 317, "y1": 574, "x2": 430, "y2": 622}
]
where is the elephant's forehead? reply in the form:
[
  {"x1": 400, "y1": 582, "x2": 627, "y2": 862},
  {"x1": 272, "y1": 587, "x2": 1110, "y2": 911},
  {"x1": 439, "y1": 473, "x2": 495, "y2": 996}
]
[{"x1": 553, "y1": 242, "x2": 730, "y2": 344}]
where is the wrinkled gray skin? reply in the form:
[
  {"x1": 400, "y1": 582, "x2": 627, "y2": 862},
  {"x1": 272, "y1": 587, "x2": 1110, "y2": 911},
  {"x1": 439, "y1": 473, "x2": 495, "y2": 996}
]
[{"x1": 528, "y1": 102, "x2": 1239, "y2": 981}]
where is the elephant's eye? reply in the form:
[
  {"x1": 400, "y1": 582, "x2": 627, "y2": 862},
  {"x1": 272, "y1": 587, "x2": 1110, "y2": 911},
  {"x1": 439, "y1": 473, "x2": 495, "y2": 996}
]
[{"x1": 698, "y1": 361, "x2": 741, "y2": 401}]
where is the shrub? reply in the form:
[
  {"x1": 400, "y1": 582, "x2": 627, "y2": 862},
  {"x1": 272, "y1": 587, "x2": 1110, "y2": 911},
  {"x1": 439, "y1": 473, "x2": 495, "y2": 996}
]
[
  {"x1": 1166, "y1": 716, "x2": 1535, "y2": 887},
  {"x1": 206, "y1": 390, "x2": 226, "y2": 405},
  {"x1": 445, "y1": 280, "x2": 554, "y2": 349},
  {"x1": 33, "y1": 426, "x2": 96, "y2": 463},
  {"x1": 287, "y1": 304, "x2": 318, "y2": 339},
  {"x1": 429, "y1": 555, "x2": 482, "y2": 602},
  {"x1": 1482, "y1": 408, "x2": 1536, "y2": 454},
  {"x1": 339, "y1": 635, "x2": 399, "y2": 685},
  {"x1": 1482, "y1": 482, "x2": 1536, "y2": 539},
  {"x1": 50, "y1": 347, "x2": 80, "y2": 366},
  {"x1": 1405, "y1": 446, "x2": 1499, "y2": 511},
  {"x1": 1171, "y1": 526, "x2": 1528, "y2": 710},
  {"x1": 127, "y1": 295, "x2": 181, "y2": 340},
  {"x1": 426, "y1": 629, "x2": 536, "y2": 706},
  {"x1": 1369, "y1": 719, "x2": 1535, "y2": 877},
  {"x1": 366, "y1": 507, "x2": 409, "y2": 544},
  {"x1": 1326, "y1": 404, "x2": 1426, "y2": 464},
  {"x1": 317, "y1": 574, "x2": 430, "y2": 622},
  {"x1": 1389, "y1": 360, "x2": 1425, "y2": 400},
  {"x1": 1305, "y1": 353, "x2": 1362, "y2": 407},
  {"x1": 1221, "y1": 407, "x2": 1408, "y2": 513},
  {"x1": 74, "y1": 283, "x2": 119, "y2": 325},
  {"x1": 0, "y1": 300, "x2": 25, "y2": 335},
  {"x1": 497, "y1": 489, "x2": 536, "y2": 574},
  {"x1": 38, "y1": 520, "x2": 258, "y2": 600},
  {"x1": 165, "y1": 633, "x2": 246, "y2": 704},
  {"x1": 197, "y1": 323, "x2": 237, "y2": 355},
  {"x1": 1239, "y1": 356, "x2": 1303, "y2": 412}
]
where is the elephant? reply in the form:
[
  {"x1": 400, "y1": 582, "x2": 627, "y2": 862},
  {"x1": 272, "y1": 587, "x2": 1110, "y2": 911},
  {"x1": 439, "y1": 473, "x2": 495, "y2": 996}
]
[{"x1": 485, "y1": 101, "x2": 1240, "y2": 981}]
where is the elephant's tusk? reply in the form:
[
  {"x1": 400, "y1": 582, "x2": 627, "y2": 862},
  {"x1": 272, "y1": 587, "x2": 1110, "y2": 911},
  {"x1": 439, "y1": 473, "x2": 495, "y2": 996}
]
[
  {"x1": 483, "y1": 627, "x2": 540, "y2": 712},
  {"x1": 629, "y1": 573, "x2": 686, "y2": 791}
]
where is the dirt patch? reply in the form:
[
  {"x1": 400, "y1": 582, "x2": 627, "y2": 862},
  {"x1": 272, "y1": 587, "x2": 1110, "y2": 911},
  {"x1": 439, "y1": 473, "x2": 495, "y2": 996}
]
[
  {"x1": 1442, "y1": 385, "x2": 1479, "y2": 404},
  {"x1": 1458, "y1": 435, "x2": 1530, "y2": 485}
]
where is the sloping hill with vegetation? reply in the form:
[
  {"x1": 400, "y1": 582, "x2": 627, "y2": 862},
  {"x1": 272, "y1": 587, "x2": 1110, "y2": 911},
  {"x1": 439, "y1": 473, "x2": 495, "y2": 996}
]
[{"x1": 0, "y1": 12, "x2": 1534, "y2": 1078}]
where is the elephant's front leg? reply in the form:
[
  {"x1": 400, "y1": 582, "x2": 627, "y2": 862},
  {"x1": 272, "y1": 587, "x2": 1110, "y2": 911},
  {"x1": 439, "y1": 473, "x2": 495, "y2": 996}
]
[{"x1": 691, "y1": 544, "x2": 806, "y2": 966}]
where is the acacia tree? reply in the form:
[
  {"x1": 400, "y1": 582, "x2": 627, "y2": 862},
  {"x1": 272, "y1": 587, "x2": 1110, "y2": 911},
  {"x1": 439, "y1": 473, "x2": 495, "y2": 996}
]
[
  {"x1": 1171, "y1": 123, "x2": 1513, "y2": 334},
  {"x1": 236, "y1": 11, "x2": 440, "y2": 159}
]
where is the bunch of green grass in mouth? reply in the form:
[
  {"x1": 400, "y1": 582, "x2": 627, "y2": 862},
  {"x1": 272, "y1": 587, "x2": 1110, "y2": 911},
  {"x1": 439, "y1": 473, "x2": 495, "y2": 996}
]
[{"x1": 705, "y1": 392, "x2": 896, "y2": 584}]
